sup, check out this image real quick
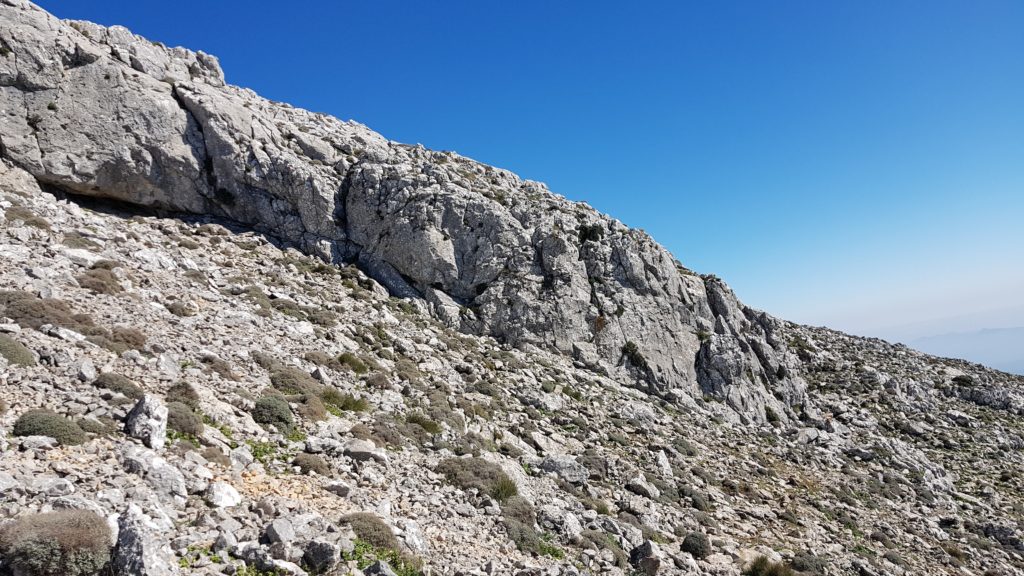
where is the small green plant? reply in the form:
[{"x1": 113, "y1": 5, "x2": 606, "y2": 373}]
[
  {"x1": 538, "y1": 533, "x2": 565, "y2": 559},
  {"x1": 247, "y1": 440, "x2": 279, "y2": 465},
  {"x1": 0, "y1": 510, "x2": 112, "y2": 576},
  {"x1": 13, "y1": 410, "x2": 86, "y2": 445},
  {"x1": 344, "y1": 538, "x2": 422, "y2": 576},
  {"x1": 0, "y1": 334, "x2": 35, "y2": 366}
]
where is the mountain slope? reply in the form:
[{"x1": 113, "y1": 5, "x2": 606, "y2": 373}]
[{"x1": 1, "y1": 2, "x2": 1023, "y2": 576}]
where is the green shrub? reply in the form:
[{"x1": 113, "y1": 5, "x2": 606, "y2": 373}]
[
  {"x1": 0, "y1": 510, "x2": 112, "y2": 576},
  {"x1": 167, "y1": 401, "x2": 204, "y2": 436},
  {"x1": 270, "y1": 367, "x2": 321, "y2": 396},
  {"x1": 581, "y1": 530, "x2": 629, "y2": 568},
  {"x1": 339, "y1": 352, "x2": 368, "y2": 374},
  {"x1": 0, "y1": 334, "x2": 35, "y2": 366},
  {"x1": 501, "y1": 496, "x2": 536, "y2": 525},
  {"x1": 75, "y1": 269, "x2": 122, "y2": 295},
  {"x1": 743, "y1": 556, "x2": 795, "y2": 576},
  {"x1": 622, "y1": 341, "x2": 649, "y2": 370},
  {"x1": 342, "y1": 513, "x2": 400, "y2": 553},
  {"x1": 789, "y1": 551, "x2": 825, "y2": 574},
  {"x1": 321, "y1": 389, "x2": 368, "y2": 413},
  {"x1": 93, "y1": 373, "x2": 143, "y2": 399},
  {"x1": 13, "y1": 410, "x2": 86, "y2": 445},
  {"x1": 77, "y1": 418, "x2": 113, "y2": 435},
  {"x1": 504, "y1": 518, "x2": 540, "y2": 554},
  {"x1": 436, "y1": 457, "x2": 518, "y2": 502},
  {"x1": 292, "y1": 453, "x2": 330, "y2": 475},
  {"x1": 681, "y1": 532, "x2": 711, "y2": 559},
  {"x1": 252, "y1": 395, "x2": 293, "y2": 432},
  {"x1": 167, "y1": 381, "x2": 201, "y2": 410}
]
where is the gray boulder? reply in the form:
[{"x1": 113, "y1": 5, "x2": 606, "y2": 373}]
[
  {"x1": 124, "y1": 395, "x2": 168, "y2": 450},
  {"x1": 112, "y1": 505, "x2": 178, "y2": 576}
]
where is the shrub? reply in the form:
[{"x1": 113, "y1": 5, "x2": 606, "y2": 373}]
[
  {"x1": 62, "y1": 232, "x2": 100, "y2": 251},
  {"x1": 342, "y1": 513, "x2": 400, "y2": 553},
  {"x1": 13, "y1": 410, "x2": 86, "y2": 445},
  {"x1": 406, "y1": 413, "x2": 440, "y2": 435},
  {"x1": 0, "y1": 292, "x2": 93, "y2": 332},
  {"x1": 0, "y1": 510, "x2": 112, "y2": 576},
  {"x1": 252, "y1": 395, "x2": 293, "y2": 432},
  {"x1": 321, "y1": 389, "x2": 368, "y2": 413},
  {"x1": 77, "y1": 418, "x2": 113, "y2": 435},
  {"x1": 87, "y1": 326, "x2": 147, "y2": 354},
  {"x1": 365, "y1": 372, "x2": 390, "y2": 389},
  {"x1": 581, "y1": 530, "x2": 629, "y2": 568},
  {"x1": 270, "y1": 367, "x2": 321, "y2": 396},
  {"x1": 75, "y1": 269, "x2": 122, "y2": 295},
  {"x1": 622, "y1": 341, "x2": 649, "y2": 370},
  {"x1": 4, "y1": 206, "x2": 51, "y2": 230},
  {"x1": 339, "y1": 352, "x2": 368, "y2": 374},
  {"x1": 952, "y1": 374, "x2": 975, "y2": 386},
  {"x1": 790, "y1": 551, "x2": 825, "y2": 574},
  {"x1": 167, "y1": 401, "x2": 204, "y2": 436},
  {"x1": 504, "y1": 518, "x2": 541, "y2": 553},
  {"x1": 166, "y1": 300, "x2": 195, "y2": 317},
  {"x1": 296, "y1": 395, "x2": 328, "y2": 421},
  {"x1": 436, "y1": 457, "x2": 518, "y2": 503},
  {"x1": 743, "y1": 556, "x2": 795, "y2": 576},
  {"x1": 502, "y1": 496, "x2": 536, "y2": 525},
  {"x1": 0, "y1": 334, "x2": 34, "y2": 366},
  {"x1": 167, "y1": 381, "x2": 201, "y2": 410},
  {"x1": 292, "y1": 453, "x2": 329, "y2": 475},
  {"x1": 93, "y1": 373, "x2": 143, "y2": 399},
  {"x1": 681, "y1": 532, "x2": 711, "y2": 559}
]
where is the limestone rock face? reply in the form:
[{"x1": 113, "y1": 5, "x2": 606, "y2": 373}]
[{"x1": 1, "y1": 0, "x2": 802, "y2": 423}]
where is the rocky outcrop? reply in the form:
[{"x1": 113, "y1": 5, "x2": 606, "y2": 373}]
[{"x1": 0, "y1": 0, "x2": 803, "y2": 422}]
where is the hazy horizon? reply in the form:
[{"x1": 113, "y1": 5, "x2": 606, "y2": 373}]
[{"x1": 37, "y1": 0, "x2": 1024, "y2": 374}]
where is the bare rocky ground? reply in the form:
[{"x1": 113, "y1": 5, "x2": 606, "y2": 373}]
[{"x1": 1, "y1": 2, "x2": 1024, "y2": 575}]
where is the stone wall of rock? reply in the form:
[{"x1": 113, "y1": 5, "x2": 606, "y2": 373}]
[{"x1": 0, "y1": 0, "x2": 804, "y2": 422}]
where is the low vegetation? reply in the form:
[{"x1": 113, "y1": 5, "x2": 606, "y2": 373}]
[
  {"x1": 12, "y1": 410, "x2": 87, "y2": 445},
  {"x1": 0, "y1": 509, "x2": 112, "y2": 576},
  {"x1": 0, "y1": 333, "x2": 34, "y2": 366},
  {"x1": 92, "y1": 372, "x2": 143, "y2": 399}
]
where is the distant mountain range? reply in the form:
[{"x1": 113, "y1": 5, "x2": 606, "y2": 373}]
[{"x1": 910, "y1": 326, "x2": 1024, "y2": 375}]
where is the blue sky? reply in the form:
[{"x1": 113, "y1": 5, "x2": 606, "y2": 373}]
[{"x1": 39, "y1": 1, "x2": 1024, "y2": 342}]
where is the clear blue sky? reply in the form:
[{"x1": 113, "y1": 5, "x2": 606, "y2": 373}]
[{"x1": 38, "y1": 1, "x2": 1024, "y2": 340}]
